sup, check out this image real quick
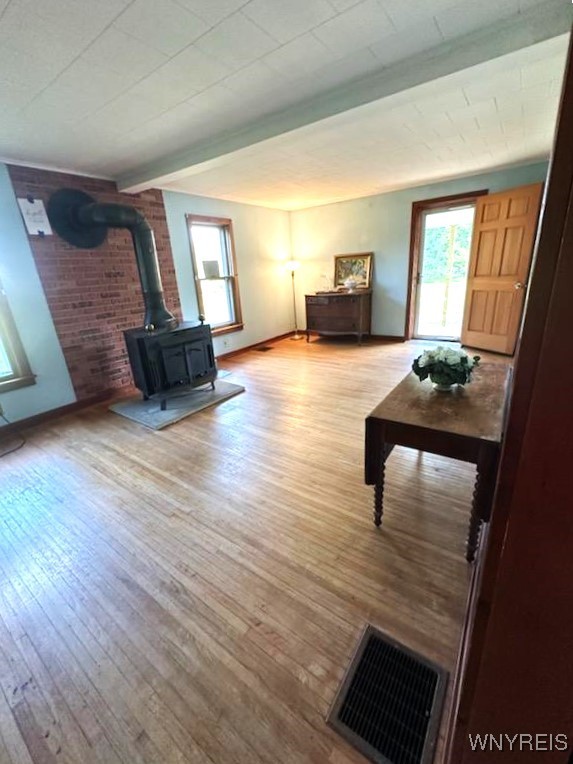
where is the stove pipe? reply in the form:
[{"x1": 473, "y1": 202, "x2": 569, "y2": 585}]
[{"x1": 47, "y1": 189, "x2": 178, "y2": 332}]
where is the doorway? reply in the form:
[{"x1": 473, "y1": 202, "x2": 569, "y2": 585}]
[
  {"x1": 406, "y1": 190, "x2": 487, "y2": 341},
  {"x1": 414, "y1": 204, "x2": 475, "y2": 340}
]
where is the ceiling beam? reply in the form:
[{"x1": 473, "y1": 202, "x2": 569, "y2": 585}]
[{"x1": 118, "y1": 2, "x2": 572, "y2": 193}]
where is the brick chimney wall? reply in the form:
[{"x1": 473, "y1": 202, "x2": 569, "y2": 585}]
[{"x1": 8, "y1": 165, "x2": 182, "y2": 402}]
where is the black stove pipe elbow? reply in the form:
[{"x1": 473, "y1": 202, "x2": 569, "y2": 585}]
[
  {"x1": 47, "y1": 188, "x2": 178, "y2": 332},
  {"x1": 76, "y1": 202, "x2": 178, "y2": 331}
]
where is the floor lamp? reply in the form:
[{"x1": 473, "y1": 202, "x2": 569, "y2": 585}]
[{"x1": 286, "y1": 259, "x2": 304, "y2": 340}]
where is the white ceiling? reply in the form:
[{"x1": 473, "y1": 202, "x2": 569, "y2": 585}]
[
  {"x1": 161, "y1": 35, "x2": 567, "y2": 209},
  {"x1": 0, "y1": 0, "x2": 570, "y2": 208}
]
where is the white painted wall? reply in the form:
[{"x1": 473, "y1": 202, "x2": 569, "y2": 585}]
[
  {"x1": 290, "y1": 161, "x2": 549, "y2": 337},
  {"x1": 162, "y1": 191, "x2": 293, "y2": 356},
  {"x1": 0, "y1": 164, "x2": 76, "y2": 424}
]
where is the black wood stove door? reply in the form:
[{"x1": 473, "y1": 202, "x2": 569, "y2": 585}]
[
  {"x1": 162, "y1": 346, "x2": 189, "y2": 386},
  {"x1": 185, "y1": 340, "x2": 213, "y2": 383}
]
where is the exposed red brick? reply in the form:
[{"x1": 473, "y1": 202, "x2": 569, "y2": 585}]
[{"x1": 8, "y1": 165, "x2": 182, "y2": 401}]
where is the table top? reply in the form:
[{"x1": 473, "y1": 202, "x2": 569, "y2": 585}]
[{"x1": 367, "y1": 363, "x2": 511, "y2": 443}]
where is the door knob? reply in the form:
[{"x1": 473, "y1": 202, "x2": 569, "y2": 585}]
[{"x1": 514, "y1": 282, "x2": 526, "y2": 290}]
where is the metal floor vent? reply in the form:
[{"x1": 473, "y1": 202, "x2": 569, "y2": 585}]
[
  {"x1": 327, "y1": 625, "x2": 448, "y2": 764},
  {"x1": 254, "y1": 345, "x2": 274, "y2": 352}
]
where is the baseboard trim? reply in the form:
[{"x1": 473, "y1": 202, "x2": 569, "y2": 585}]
[
  {"x1": 0, "y1": 389, "x2": 116, "y2": 435},
  {"x1": 369, "y1": 334, "x2": 406, "y2": 342},
  {"x1": 305, "y1": 331, "x2": 405, "y2": 342},
  {"x1": 215, "y1": 331, "x2": 295, "y2": 361}
]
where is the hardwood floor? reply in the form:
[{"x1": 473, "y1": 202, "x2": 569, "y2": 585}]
[{"x1": 0, "y1": 338, "x2": 478, "y2": 764}]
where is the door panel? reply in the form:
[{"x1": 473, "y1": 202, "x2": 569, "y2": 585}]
[
  {"x1": 461, "y1": 182, "x2": 542, "y2": 354},
  {"x1": 491, "y1": 292, "x2": 513, "y2": 335},
  {"x1": 499, "y1": 227, "x2": 524, "y2": 274},
  {"x1": 467, "y1": 291, "x2": 489, "y2": 332},
  {"x1": 482, "y1": 200, "x2": 501, "y2": 222},
  {"x1": 475, "y1": 231, "x2": 496, "y2": 275}
]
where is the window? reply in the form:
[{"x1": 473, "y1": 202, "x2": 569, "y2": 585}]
[
  {"x1": 0, "y1": 286, "x2": 35, "y2": 392},
  {"x1": 187, "y1": 215, "x2": 243, "y2": 335}
]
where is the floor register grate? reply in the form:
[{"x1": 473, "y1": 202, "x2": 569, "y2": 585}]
[{"x1": 327, "y1": 625, "x2": 448, "y2": 764}]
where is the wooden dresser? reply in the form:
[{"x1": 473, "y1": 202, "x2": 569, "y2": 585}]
[{"x1": 305, "y1": 290, "x2": 372, "y2": 344}]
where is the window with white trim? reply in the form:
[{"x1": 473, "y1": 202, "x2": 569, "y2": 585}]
[
  {"x1": 187, "y1": 215, "x2": 243, "y2": 335},
  {"x1": 0, "y1": 286, "x2": 35, "y2": 393}
]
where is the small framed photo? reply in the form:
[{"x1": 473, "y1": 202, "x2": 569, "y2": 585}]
[{"x1": 334, "y1": 252, "x2": 373, "y2": 289}]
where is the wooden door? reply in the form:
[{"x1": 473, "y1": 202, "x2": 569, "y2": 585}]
[{"x1": 461, "y1": 183, "x2": 542, "y2": 354}]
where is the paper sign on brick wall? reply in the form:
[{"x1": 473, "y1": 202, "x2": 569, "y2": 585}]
[{"x1": 17, "y1": 197, "x2": 53, "y2": 236}]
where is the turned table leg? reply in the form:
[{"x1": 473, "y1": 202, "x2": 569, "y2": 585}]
[
  {"x1": 373, "y1": 459, "x2": 385, "y2": 526},
  {"x1": 365, "y1": 420, "x2": 393, "y2": 529},
  {"x1": 373, "y1": 444, "x2": 394, "y2": 527},
  {"x1": 466, "y1": 502, "x2": 482, "y2": 562},
  {"x1": 467, "y1": 446, "x2": 499, "y2": 562}
]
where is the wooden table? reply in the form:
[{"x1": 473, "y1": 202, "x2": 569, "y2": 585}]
[{"x1": 365, "y1": 364, "x2": 510, "y2": 562}]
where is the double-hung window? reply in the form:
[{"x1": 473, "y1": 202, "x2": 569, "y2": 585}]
[
  {"x1": 187, "y1": 215, "x2": 243, "y2": 335},
  {"x1": 0, "y1": 285, "x2": 34, "y2": 392}
]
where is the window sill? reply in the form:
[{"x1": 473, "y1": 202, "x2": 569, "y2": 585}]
[
  {"x1": 211, "y1": 322, "x2": 244, "y2": 337},
  {"x1": 0, "y1": 374, "x2": 36, "y2": 393}
]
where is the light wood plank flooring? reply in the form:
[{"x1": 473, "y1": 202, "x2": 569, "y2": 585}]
[{"x1": 0, "y1": 338, "x2": 477, "y2": 764}]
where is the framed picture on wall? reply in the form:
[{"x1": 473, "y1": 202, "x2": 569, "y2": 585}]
[{"x1": 334, "y1": 252, "x2": 373, "y2": 288}]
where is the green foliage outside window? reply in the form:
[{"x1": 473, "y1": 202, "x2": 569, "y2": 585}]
[{"x1": 421, "y1": 224, "x2": 472, "y2": 283}]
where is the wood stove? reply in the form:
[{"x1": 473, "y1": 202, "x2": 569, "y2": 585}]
[
  {"x1": 46, "y1": 188, "x2": 217, "y2": 408},
  {"x1": 124, "y1": 321, "x2": 216, "y2": 404}
]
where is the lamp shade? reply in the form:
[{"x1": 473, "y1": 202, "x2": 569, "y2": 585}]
[{"x1": 285, "y1": 259, "x2": 300, "y2": 271}]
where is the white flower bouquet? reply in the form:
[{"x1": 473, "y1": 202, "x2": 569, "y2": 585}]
[{"x1": 412, "y1": 346, "x2": 480, "y2": 388}]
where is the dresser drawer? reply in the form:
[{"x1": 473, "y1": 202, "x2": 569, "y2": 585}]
[
  {"x1": 306, "y1": 300, "x2": 359, "y2": 319},
  {"x1": 307, "y1": 316, "x2": 358, "y2": 332},
  {"x1": 306, "y1": 295, "x2": 330, "y2": 306},
  {"x1": 306, "y1": 294, "x2": 359, "y2": 306}
]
